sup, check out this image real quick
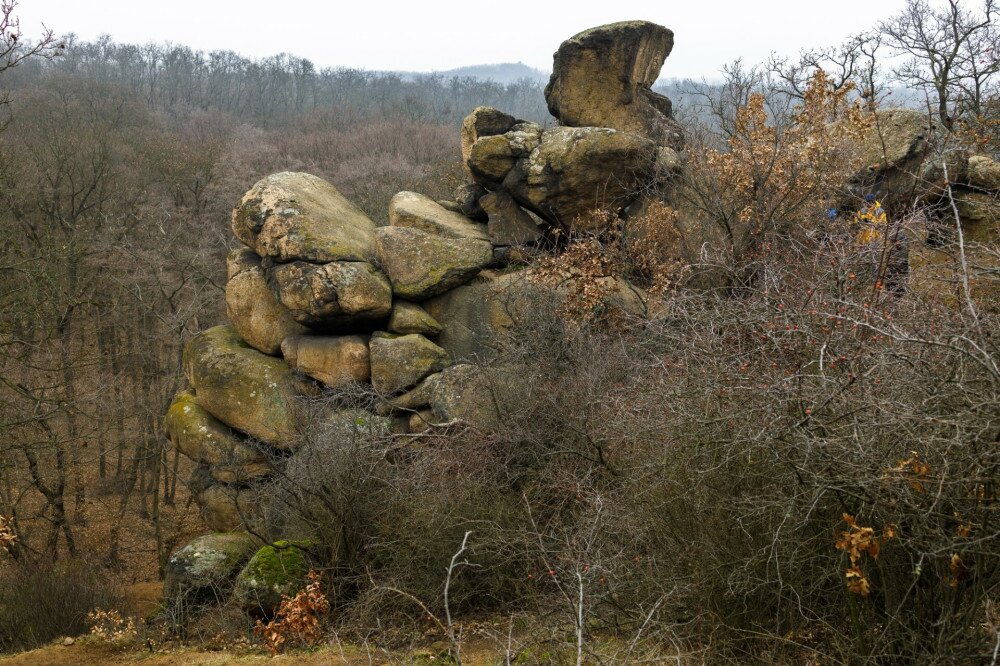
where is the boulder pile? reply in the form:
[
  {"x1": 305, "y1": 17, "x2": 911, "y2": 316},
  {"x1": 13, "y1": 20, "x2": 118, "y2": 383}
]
[{"x1": 165, "y1": 20, "x2": 675, "y2": 537}]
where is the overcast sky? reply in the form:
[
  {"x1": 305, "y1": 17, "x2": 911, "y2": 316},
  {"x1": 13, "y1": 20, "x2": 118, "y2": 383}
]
[{"x1": 18, "y1": 0, "x2": 912, "y2": 79}]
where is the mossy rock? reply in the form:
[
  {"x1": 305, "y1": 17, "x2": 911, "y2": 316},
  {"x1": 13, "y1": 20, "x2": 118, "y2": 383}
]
[
  {"x1": 182, "y1": 325, "x2": 300, "y2": 449},
  {"x1": 235, "y1": 540, "x2": 314, "y2": 617},
  {"x1": 374, "y1": 226, "x2": 492, "y2": 300},
  {"x1": 164, "y1": 532, "x2": 258, "y2": 610}
]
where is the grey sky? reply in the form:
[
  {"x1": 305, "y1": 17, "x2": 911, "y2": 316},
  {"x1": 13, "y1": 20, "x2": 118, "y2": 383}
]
[{"x1": 19, "y1": 0, "x2": 911, "y2": 78}]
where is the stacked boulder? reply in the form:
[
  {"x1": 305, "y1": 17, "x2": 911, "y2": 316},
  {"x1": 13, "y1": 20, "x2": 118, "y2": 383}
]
[{"x1": 165, "y1": 20, "x2": 680, "y2": 535}]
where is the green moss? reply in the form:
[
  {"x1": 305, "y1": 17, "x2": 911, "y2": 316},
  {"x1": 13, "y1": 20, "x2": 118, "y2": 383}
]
[{"x1": 236, "y1": 540, "x2": 314, "y2": 615}]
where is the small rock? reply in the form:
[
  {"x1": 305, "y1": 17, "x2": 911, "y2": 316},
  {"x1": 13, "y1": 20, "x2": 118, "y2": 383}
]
[
  {"x1": 453, "y1": 183, "x2": 489, "y2": 221},
  {"x1": 388, "y1": 301, "x2": 443, "y2": 336},
  {"x1": 369, "y1": 332, "x2": 450, "y2": 395},
  {"x1": 281, "y1": 334, "x2": 371, "y2": 389},
  {"x1": 61, "y1": 637, "x2": 74, "y2": 646},
  {"x1": 480, "y1": 190, "x2": 543, "y2": 245}
]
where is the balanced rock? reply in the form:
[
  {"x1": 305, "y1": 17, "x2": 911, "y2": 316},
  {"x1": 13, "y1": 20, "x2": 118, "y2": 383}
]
[
  {"x1": 480, "y1": 190, "x2": 543, "y2": 245},
  {"x1": 388, "y1": 191, "x2": 489, "y2": 240},
  {"x1": 460, "y1": 107, "x2": 516, "y2": 177},
  {"x1": 182, "y1": 326, "x2": 300, "y2": 448},
  {"x1": 388, "y1": 301, "x2": 442, "y2": 336},
  {"x1": 268, "y1": 260, "x2": 392, "y2": 327},
  {"x1": 545, "y1": 21, "x2": 684, "y2": 150},
  {"x1": 233, "y1": 172, "x2": 376, "y2": 264},
  {"x1": 967, "y1": 155, "x2": 1000, "y2": 192},
  {"x1": 281, "y1": 334, "x2": 370, "y2": 388},
  {"x1": 164, "y1": 532, "x2": 257, "y2": 602},
  {"x1": 225, "y1": 249, "x2": 307, "y2": 355},
  {"x1": 374, "y1": 227, "x2": 492, "y2": 300},
  {"x1": 165, "y1": 390, "x2": 272, "y2": 484},
  {"x1": 369, "y1": 332, "x2": 450, "y2": 394},
  {"x1": 503, "y1": 126, "x2": 659, "y2": 230}
]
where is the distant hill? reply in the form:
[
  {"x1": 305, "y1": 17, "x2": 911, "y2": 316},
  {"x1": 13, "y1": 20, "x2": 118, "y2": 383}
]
[{"x1": 392, "y1": 62, "x2": 550, "y2": 85}]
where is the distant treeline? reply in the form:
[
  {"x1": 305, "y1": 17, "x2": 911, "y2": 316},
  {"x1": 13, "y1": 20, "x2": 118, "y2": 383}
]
[{"x1": 4, "y1": 35, "x2": 555, "y2": 125}]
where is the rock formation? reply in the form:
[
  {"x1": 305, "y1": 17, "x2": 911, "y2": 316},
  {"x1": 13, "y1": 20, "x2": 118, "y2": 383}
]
[{"x1": 164, "y1": 19, "x2": 1000, "y2": 618}]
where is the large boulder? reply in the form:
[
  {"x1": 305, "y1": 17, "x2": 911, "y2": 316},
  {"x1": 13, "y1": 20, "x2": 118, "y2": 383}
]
[
  {"x1": 369, "y1": 332, "x2": 450, "y2": 394},
  {"x1": 235, "y1": 540, "x2": 314, "y2": 617},
  {"x1": 280, "y1": 334, "x2": 371, "y2": 388},
  {"x1": 232, "y1": 172, "x2": 376, "y2": 264},
  {"x1": 850, "y1": 108, "x2": 936, "y2": 211},
  {"x1": 374, "y1": 227, "x2": 493, "y2": 300},
  {"x1": 268, "y1": 260, "x2": 392, "y2": 328},
  {"x1": 966, "y1": 155, "x2": 1000, "y2": 192},
  {"x1": 182, "y1": 326, "x2": 300, "y2": 448},
  {"x1": 165, "y1": 391, "x2": 272, "y2": 484},
  {"x1": 460, "y1": 107, "x2": 517, "y2": 178},
  {"x1": 491, "y1": 126, "x2": 660, "y2": 230},
  {"x1": 545, "y1": 21, "x2": 684, "y2": 150},
  {"x1": 388, "y1": 191, "x2": 489, "y2": 241},
  {"x1": 225, "y1": 248, "x2": 308, "y2": 355},
  {"x1": 164, "y1": 532, "x2": 258, "y2": 603}
]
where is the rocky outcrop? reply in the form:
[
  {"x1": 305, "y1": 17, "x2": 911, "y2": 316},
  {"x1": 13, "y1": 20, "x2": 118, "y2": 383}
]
[
  {"x1": 545, "y1": 21, "x2": 684, "y2": 150},
  {"x1": 460, "y1": 107, "x2": 517, "y2": 178}
]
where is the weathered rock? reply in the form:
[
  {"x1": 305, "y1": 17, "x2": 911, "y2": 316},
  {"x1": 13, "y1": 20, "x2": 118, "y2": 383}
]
[
  {"x1": 225, "y1": 249, "x2": 308, "y2": 355},
  {"x1": 545, "y1": 21, "x2": 684, "y2": 150},
  {"x1": 182, "y1": 326, "x2": 300, "y2": 448},
  {"x1": 164, "y1": 532, "x2": 258, "y2": 602},
  {"x1": 232, "y1": 172, "x2": 376, "y2": 264},
  {"x1": 388, "y1": 301, "x2": 442, "y2": 336},
  {"x1": 917, "y1": 148, "x2": 969, "y2": 202},
  {"x1": 281, "y1": 334, "x2": 370, "y2": 388},
  {"x1": 374, "y1": 227, "x2": 492, "y2": 300},
  {"x1": 503, "y1": 126, "x2": 659, "y2": 230},
  {"x1": 408, "y1": 408, "x2": 437, "y2": 433},
  {"x1": 268, "y1": 260, "x2": 392, "y2": 327},
  {"x1": 369, "y1": 332, "x2": 450, "y2": 394},
  {"x1": 165, "y1": 391, "x2": 272, "y2": 484},
  {"x1": 850, "y1": 109, "x2": 937, "y2": 211},
  {"x1": 422, "y1": 271, "x2": 546, "y2": 361},
  {"x1": 480, "y1": 190, "x2": 544, "y2": 245},
  {"x1": 460, "y1": 107, "x2": 516, "y2": 177},
  {"x1": 388, "y1": 191, "x2": 489, "y2": 240},
  {"x1": 967, "y1": 155, "x2": 1000, "y2": 192},
  {"x1": 426, "y1": 363, "x2": 532, "y2": 430},
  {"x1": 193, "y1": 480, "x2": 260, "y2": 532},
  {"x1": 467, "y1": 121, "x2": 544, "y2": 185},
  {"x1": 954, "y1": 190, "x2": 1000, "y2": 242},
  {"x1": 235, "y1": 540, "x2": 314, "y2": 617},
  {"x1": 453, "y1": 183, "x2": 489, "y2": 222}
]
